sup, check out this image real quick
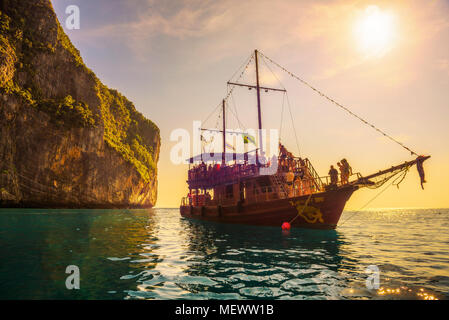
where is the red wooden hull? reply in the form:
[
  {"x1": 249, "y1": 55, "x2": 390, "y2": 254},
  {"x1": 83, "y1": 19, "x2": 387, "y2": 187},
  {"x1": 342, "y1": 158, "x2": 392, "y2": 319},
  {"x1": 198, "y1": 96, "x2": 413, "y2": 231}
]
[{"x1": 180, "y1": 185, "x2": 358, "y2": 230}]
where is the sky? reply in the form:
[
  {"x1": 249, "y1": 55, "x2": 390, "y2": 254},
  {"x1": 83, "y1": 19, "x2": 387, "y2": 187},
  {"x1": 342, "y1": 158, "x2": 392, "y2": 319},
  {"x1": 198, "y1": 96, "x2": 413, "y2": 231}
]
[{"x1": 52, "y1": 0, "x2": 449, "y2": 209}]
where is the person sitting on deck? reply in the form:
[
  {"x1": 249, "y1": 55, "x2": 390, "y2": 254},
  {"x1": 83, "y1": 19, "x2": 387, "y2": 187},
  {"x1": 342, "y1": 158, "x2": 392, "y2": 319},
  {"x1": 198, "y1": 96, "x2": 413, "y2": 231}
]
[{"x1": 329, "y1": 165, "x2": 339, "y2": 186}]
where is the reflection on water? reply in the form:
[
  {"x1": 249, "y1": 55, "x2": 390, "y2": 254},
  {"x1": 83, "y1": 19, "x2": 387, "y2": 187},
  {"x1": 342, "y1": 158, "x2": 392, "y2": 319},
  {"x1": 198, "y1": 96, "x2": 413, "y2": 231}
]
[
  {"x1": 174, "y1": 219, "x2": 349, "y2": 299},
  {"x1": 0, "y1": 208, "x2": 447, "y2": 299}
]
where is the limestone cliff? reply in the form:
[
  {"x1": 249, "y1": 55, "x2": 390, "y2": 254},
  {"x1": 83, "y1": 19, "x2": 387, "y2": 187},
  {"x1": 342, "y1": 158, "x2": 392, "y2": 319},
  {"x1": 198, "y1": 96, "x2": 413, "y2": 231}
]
[{"x1": 0, "y1": 0, "x2": 160, "y2": 208}]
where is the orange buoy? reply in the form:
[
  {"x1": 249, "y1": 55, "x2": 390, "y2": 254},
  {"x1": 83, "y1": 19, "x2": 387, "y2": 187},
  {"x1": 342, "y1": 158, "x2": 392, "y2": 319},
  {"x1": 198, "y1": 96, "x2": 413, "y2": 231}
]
[{"x1": 281, "y1": 222, "x2": 291, "y2": 230}]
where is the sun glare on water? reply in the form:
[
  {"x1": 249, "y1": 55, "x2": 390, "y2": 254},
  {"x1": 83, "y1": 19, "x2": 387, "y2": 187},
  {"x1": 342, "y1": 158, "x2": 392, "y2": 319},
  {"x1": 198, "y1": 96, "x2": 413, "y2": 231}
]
[{"x1": 354, "y1": 5, "x2": 397, "y2": 58}]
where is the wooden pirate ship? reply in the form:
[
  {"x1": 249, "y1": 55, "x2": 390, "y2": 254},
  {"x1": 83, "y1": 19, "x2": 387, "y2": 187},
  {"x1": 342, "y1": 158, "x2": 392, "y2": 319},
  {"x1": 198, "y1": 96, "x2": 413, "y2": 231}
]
[{"x1": 180, "y1": 50, "x2": 430, "y2": 229}]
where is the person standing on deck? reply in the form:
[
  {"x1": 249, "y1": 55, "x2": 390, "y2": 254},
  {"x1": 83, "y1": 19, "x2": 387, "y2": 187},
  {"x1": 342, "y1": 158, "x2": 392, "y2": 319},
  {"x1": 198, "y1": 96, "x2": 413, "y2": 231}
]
[
  {"x1": 337, "y1": 162, "x2": 344, "y2": 183},
  {"x1": 285, "y1": 167, "x2": 295, "y2": 184},
  {"x1": 329, "y1": 165, "x2": 339, "y2": 186},
  {"x1": 341, "y1": 159, "x2": 352, "y2": 184}
]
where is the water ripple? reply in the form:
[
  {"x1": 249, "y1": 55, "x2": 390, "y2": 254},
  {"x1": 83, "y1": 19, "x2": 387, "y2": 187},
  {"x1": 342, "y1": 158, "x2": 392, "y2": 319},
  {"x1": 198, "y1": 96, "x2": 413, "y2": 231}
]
[{"x1": 0, "y1": 208, "x2": 448, "y2": 299}]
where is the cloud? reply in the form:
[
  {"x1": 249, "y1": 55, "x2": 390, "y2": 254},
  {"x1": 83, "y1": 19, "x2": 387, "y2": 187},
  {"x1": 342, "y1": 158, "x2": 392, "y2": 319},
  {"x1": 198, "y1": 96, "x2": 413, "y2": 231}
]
[
  {"x1": 69, "y1": 0, "x2": 449, "y2": 80},
  {"x1": 73, "y1": 0, "x2": 316, "y2": 57},
  {"x1": 436, "y1": 58, "x2": 449, "y2": 75}
]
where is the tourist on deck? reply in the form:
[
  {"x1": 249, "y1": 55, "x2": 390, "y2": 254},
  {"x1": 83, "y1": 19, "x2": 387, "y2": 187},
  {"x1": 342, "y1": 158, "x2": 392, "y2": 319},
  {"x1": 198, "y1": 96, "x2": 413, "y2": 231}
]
[
  {"x1": 298, "y1": 167, "x2": 305, "y2": 180},
  {"x1": 337, "y1": 162, "x2": 344, "y2": 183},
  {"x1": 294, "y1": 176, "x2": 302, "y2": 196},
  {"x1": 285, "y1": 167, "x2": 295, "y2": 196},
  {"x1": 343, "y1": 159, "x2": 352, "y2": 174},
  {"x1": 329, "y1": 165, "x2": 339, "y2": 186},
  {"x1": 287, "y1": 157, "x2": 293, "y2": 170},
  {"x1": 286, "y1": 167, "x2": 295, "y2": 183},
  {"x1": 340, "y1": 159, "x2": 352, "y2": 184},
  {"x1": 279, "y1": 143, "x2": 287, "y2": 159}
]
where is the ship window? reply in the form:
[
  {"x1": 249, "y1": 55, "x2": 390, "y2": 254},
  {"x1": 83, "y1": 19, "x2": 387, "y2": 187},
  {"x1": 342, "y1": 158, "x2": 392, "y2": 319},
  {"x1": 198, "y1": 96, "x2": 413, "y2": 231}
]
[
  {"x1": 257, "y1": 177, "x2": 272, "y2": 193},
  {"x1": 253, "y1": 183, "x2": 258, "y2": 194},
  {"x1": 226, "y1": 185, "x2": 233, "y2": 198}
]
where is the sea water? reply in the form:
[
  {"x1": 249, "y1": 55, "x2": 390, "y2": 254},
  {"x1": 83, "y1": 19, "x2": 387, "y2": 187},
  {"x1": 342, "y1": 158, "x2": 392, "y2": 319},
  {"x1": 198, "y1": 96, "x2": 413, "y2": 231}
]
[{"x1": 0, "y1": 208, "x2": 447, "y2": 300}]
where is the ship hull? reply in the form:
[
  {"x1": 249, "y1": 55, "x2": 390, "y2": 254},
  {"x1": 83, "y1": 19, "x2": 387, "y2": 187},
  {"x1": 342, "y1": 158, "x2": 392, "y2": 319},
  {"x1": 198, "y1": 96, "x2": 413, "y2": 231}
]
[{"x1": 180, "y1": 185, "x2": 358, "y2": 229}]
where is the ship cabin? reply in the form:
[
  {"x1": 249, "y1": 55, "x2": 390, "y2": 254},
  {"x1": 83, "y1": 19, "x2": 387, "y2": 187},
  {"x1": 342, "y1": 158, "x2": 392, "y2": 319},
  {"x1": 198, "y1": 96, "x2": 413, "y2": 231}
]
[{"x1": 181, "y1": 148, "x2": 326, "y2": 207}]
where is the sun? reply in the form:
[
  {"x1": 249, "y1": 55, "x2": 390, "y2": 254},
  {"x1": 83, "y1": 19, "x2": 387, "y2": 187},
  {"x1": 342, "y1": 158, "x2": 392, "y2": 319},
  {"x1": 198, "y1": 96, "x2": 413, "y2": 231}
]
[{"x1": 354, "y1": 5, "x2": 396, "y2": 58}]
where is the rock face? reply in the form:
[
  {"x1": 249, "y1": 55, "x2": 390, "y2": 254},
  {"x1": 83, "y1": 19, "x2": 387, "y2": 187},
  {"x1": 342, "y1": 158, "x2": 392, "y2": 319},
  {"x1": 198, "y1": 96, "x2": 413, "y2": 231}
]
[{"x1": 0, "y1": 0, "x2": 160, "y2": 208}]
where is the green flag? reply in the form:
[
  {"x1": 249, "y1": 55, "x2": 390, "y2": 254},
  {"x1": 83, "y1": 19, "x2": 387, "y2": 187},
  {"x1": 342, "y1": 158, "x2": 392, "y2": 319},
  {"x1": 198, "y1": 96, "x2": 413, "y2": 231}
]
[{"x1": 243, "y1": 134, "x2": 256, "y2": 145}]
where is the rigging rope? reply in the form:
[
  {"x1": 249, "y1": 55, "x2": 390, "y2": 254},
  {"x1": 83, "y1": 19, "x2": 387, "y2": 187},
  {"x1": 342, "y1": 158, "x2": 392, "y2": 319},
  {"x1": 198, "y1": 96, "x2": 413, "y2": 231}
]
[
  {"x1": 279, "y1": 92, "x2": 285, "y2": 144},
  {"x1": 203, "y1": 53, "x2": 254, "y2": 127},
  {"x1": 203, "y1": 53, "x2": 254, "y2": 132},
  {"x1": 261, "y1": 55, "x2": 302, "y2": 157},
  {"x1": 365, "y1": 162, "x2": 413, "y2": 190},
  {"x1": 229, "y1": 91, "x2": 247, "y2": 131},
  {"x1": 340, "y1": 164, "x2": 412, "y2": 226},
  {"x1": 227, "y1": 52, "x2": 255, "y2": 88},
  {"x1": 339, "y1": 182, "x2": 392, "y2": 226},
  {"x1": 285, "y1": 93, "x2": 302, "y2": 157},
  {"x1": 202, "y1": 101, "x2": 222, "y2": 128},
  {"x1": 258, "y1": 51, "x2": 419, "y2": 157},
  {"x1": 224, "y1": 53, "x2": 255, "y2": 103}
]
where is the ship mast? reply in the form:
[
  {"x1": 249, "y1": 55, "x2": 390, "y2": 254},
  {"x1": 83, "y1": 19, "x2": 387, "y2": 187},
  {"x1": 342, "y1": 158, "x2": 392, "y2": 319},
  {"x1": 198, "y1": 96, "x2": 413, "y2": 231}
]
[
  {"x1": 254, "y1": 49, "x2": 263, "y2": 163},
  {"x1": 222, "y1": 99, "x2": 226, "y2": 165},
  {"x1": 227, "y1": 49, "x2": 286, "y2": 166}
]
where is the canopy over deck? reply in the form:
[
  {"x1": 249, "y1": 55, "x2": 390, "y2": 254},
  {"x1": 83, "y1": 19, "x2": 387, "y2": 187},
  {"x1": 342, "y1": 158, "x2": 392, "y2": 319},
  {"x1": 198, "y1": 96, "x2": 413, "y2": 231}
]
[{"x1": 187, "y1": 149, "x2": 262, "y2": 164}]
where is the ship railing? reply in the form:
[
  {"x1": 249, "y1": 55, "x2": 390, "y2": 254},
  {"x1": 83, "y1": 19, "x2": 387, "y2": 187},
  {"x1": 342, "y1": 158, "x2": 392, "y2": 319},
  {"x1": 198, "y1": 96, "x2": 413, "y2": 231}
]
[
  {"x1": 181, "y1": 196, "x2": 241, "y2": 207},
  {"x1": 246, "y1": 185, "x2": 317, "y2": 203},
  {"x1": 320, "y1": 172, "x2": 362, "y2": 187},
  {"x1": 187, "y1": 164, "x2": 259, "y2": 189},
  {"x1": 182, "y1": 187, "x2": 321, "y2": 207},
  {"x1": 181, "y1": 196, "x2": 213, "y2": 207},
  {"x1": 302, "y1": 158, "x2": 324, "y2": 191},
  {"x1": 278, "y1": 157, "x2": 324, "y2": 192},
  {"x1": 276, "y1": 178, "x2": 320, "y2": 198}
]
